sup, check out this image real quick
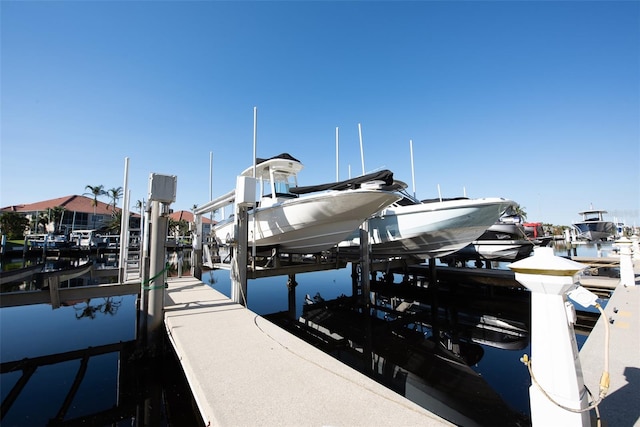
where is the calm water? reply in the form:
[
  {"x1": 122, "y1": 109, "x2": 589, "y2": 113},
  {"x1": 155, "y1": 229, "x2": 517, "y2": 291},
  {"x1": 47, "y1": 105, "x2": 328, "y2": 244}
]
[{"x1": 0, "y1": 242, "x2": 613, "y2": 426}]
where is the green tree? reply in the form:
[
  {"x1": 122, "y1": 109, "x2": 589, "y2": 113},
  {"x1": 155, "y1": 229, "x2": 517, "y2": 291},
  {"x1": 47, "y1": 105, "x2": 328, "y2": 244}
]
[
  {"x1": 0, "y1": 211, "x2": 29, "y2": 239},
  {"x1": 50, "y1": 206, "x2": 66, "y2": 232},
  {"x1": 169, "y1": 218, "x2": 190, "y2": 237},
  {"x1": 36, "y1": 212, "x2": 49, "y2": 233},
  {"x1": 107, "y1": 187, "x2": 123, "y2": 214},
  {"x1": 84, "y1": 184, "x2": 106, "y2": 228},
  {"x1": 513, "y1": 205, "x2": 528, "y2": 221},
  {"x1": 106, "y1": 210, "x2": 122, "y2": 233}
]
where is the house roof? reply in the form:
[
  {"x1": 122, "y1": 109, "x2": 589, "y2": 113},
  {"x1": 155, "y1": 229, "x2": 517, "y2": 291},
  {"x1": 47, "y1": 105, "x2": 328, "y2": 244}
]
[
  {"x1": 1, "y1": 195, "x2": 134, "y2": 216},
  {"x1": 169, "y1": 210, "x2": 215, "y2": 225}
]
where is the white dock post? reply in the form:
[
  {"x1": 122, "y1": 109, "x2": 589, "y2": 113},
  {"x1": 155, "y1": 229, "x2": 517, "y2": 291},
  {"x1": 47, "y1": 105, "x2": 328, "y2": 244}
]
[
  {"x1": 617, "y1": 237, "x2": 635, "y2": 287},
  {"x1": 631, "y1": 234, "x2": 639, "y2": 261},
  {"x1": 231, "y1": 176, "x2": 256, "y2": 306},
  {"x1": 147, "y1": 200, "x2": 169, "y2": 351},
  {"x1": 146, "y1": 173, "x2": 177, "y2": 354},
  {"x1": 509, "y1": 247, "x2": 591, "y2": 427}
]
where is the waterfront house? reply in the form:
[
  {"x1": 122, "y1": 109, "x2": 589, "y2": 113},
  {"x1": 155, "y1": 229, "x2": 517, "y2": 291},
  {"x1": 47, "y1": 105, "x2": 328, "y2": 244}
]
[
  {"x1": 1, "y1": 195, "x2": 141, "y2": 235},
  {"x1": 168, "y1": 210, "x2": 215, "y2": 239}
]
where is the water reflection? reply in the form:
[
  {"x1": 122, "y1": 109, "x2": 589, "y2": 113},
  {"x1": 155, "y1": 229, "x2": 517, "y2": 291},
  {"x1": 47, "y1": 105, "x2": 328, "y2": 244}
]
[
  {"x1": 265, "y1": 273, "x2": 574, "y2": 427},
  {"x1": 73, "y1": 297, "x2": 123, "y2": 319},
  {"x1": 0, "y1": 296, "x2": 203, "y2": 427}
]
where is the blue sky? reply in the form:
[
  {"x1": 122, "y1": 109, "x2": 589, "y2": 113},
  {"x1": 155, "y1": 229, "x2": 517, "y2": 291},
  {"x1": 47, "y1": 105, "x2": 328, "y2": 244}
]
[{"x1": 2, "y1": 1, "x2": 638, "y2": 227}]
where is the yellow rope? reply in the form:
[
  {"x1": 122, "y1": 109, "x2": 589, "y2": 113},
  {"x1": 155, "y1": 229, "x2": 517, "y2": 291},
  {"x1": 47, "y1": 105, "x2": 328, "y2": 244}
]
[{"x1": 520, "y1": 304, "x2": 610, "y2": 425}]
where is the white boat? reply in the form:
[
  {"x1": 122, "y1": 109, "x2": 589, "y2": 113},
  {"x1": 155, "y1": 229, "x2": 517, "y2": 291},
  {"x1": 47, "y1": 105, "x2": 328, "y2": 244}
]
[
  {"x1": 213, "y1": 154, "x2": 401, "y2": 254},
  {"x1": 444, "y1": 211, "x2": 551, "y2": 263},
  {"x1": 339, "y1": 181, "x2": 515, "y2": 259},
  {"x1": 572, "y1": 207, "x2": 615, "y2": 241}
]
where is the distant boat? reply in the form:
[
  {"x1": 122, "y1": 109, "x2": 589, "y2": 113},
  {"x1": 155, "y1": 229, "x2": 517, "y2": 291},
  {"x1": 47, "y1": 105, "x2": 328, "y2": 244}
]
[
  {"x1": 572, "y1": 207, "x2": 615, "y2": 241},
  {"x1": 26, "y1": 233, "x2": 70, "y2": 249},
  {"x1": 445, "y1": 211, "x2": 549, "y2": 263},
  {"x1": 213, "y1": 153, "x2": 401, "y2": 254},
  {"x1": 338, "y1": 180, "x2": 515, "y2": 259}
]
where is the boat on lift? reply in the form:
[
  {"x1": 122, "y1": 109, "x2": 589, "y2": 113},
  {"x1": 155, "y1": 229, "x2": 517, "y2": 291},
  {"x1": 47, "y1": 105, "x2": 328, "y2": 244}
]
[
  {"x1": 338, "y1": 180, "x2": 515, "y2": 259},
  {"x1": 213, "y1": 153, "x2": 401, "y2": 254},
  {"x1": 572, "y1": 207, "x2": 615, "y2": 241},
  {"x1": 445, "y1": 209, "x2": 550, "y2": 263}
]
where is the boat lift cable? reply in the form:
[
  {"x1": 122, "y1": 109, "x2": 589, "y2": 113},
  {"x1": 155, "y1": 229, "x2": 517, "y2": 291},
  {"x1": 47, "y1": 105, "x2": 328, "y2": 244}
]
[{"x1": 520, "y1": 303, "x2": 610, "y2": 425}]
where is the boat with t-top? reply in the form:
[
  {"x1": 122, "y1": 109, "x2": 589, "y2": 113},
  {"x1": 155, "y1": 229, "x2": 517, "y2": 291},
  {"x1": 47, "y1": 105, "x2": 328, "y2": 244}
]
[
  {"x1": 213, "y1": 153, "x2": 401, "y2": 254},
  {"x1": 572, "y1": 207, "x2": 615, "y2": 241}
]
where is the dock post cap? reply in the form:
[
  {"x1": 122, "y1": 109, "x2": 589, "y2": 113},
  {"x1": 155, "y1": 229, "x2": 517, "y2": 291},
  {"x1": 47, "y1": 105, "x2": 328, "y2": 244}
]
[
  {"x1": 508, "y1": 247, "x2": 588, "y2": 294},
  {"x1": 508, "y1": 247, "x2": 587, "y2": 276}
]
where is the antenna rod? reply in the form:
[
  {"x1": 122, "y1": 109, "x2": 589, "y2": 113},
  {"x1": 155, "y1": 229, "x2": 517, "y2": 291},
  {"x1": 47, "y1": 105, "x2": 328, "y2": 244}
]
[
  {"x1": 252, "y1": 107, "x2": 257, "y2": 178},
  {"x1": 210, "y1": 151, "x2": 214, "y2": 222},
  {"x1": 209, "y1": 151, "x2": 213, "y2": 201},
  {"x1": 358, "y1": 123, "x2": 365, "y2": 175},
  {"x1": 410, "y1": 139, "x2": 416, "y2": 198},
  {"x1": 335, "y1": 127, "x2": 339, "y2": 182},
  {"x1": 251, "y1": 107, "x2": 258, "y2": 258}
]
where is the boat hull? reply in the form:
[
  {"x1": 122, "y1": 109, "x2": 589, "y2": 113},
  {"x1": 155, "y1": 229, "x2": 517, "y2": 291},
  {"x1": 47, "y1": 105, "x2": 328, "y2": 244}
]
[
  {"x1": 447, "y1": 219, "x2": 535, "y2": 261},
  {"x1": 572, "y1": 221, "x2": 615, "y2": 241},
  {"x1": 456, "y1": 240, "x2": 535, "y2": 261},
  {"x1": 342, "y1": 198, "x2": 514, "y2": 259},
  {"x1": 214, "y1": 190, "x2": 400, "y2": 253}
]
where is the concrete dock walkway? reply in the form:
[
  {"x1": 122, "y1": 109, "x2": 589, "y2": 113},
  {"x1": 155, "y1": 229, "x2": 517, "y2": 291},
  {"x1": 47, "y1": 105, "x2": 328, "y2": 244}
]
[
  {"x1": 164, "y1": 276, "x2": 453, "y2": 426},
  {"x1": 579, "y1": 260, "x2": 640, "y2": 427}
]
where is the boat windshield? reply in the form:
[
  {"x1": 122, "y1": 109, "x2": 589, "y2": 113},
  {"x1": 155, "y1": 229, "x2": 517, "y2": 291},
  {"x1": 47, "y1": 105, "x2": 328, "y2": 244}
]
[
  {"x1": 263, "y1": 170, "x2": 298, "y2": 198},
  {"x1": 394, "y1": 187, "x2": 421, "y2": 206}
]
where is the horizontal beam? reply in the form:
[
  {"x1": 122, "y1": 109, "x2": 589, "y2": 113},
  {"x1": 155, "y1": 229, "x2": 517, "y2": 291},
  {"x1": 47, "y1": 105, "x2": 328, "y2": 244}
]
[
  {"x1": 0, "y1": 283, "x2": 140, "y2": 308},
  {"x1": 194, "y1": 189, "x2": 236, "y2": 216}
]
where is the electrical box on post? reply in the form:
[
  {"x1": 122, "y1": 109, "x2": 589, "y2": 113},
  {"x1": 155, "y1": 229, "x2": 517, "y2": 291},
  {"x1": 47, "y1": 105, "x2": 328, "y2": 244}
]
[
  {"x1": 236, "y1": 176, "x2": 257, "y2": 206},
  {"x1": 148, "y1": 173, "x2": 177, "y2": 203}
]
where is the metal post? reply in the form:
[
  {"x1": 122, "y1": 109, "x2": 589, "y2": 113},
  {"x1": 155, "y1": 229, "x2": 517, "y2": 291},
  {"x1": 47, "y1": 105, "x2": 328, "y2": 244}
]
[
  {"x1": 147, "y1": 200, "x2": 168, "y2": 353},
  {"x1": 351, "y1": 262, "x2": 359, "y2": 298},
  {"x1": 231, "y1": 204, "x2": 249, "y2": 306},
  {"x1": 48, "y1": 275, "x2": 61, "y2": 309},
  {"x1": 230, "y1": 175, "x2": 255, "y2": 306},
  {"x1": 192, "y1": 213, "x2": 203, "y2": 280},
  {"x1": 287, "y1": 274, "x2": 297, "y2": 320},
  {"x1": 137, "y1": 204, "x2": 151, "y2": 344},
  {"x1": 118, "y1": 157, "x2": 130, "y2": 284},
  {"x1": 359, "y1": 220, "x2": 370, "y2": 307}
]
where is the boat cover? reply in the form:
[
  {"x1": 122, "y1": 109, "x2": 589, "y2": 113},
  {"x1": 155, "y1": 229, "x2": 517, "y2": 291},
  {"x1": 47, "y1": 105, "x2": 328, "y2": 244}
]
[
  {"x1": 290, "y1": 170, "x2": 395, "y2": 195},
  {"x1": 256, "y1": 153, "x2": 301, "y2": 165}
]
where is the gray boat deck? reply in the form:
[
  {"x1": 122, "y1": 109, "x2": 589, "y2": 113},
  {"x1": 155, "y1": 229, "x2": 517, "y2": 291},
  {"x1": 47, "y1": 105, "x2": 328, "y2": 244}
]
[
  {"x1": 164, "y1": 276, "x2": 453, "y2": 426},
  {"x1": 579, "y1": 259, "x2": 640, "y2": 427}
]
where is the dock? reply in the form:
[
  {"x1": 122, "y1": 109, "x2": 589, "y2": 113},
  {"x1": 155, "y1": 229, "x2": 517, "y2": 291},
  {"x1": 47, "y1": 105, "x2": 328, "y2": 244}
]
[
  {"x1": 164, "y1": 276, "x2": 454, "y2": 426},
  {"x1": 579, "y1": 259, "x2": 640, "y2": 427}
]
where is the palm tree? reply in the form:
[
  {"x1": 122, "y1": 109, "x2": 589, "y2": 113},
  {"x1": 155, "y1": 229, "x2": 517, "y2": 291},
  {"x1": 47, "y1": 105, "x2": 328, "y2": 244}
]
[
  {"x1": 85, "y1": 185, "x2": 106, "y2": 229},
  {"x1": 36, "y1": 211, "x2": 49, "y2": 233},
  {"x1": 50, "y1": 206, "x2": 66, "y2": 233},
  {"x1": 136, "y1": 199, "x2": 144, "y2": 215},
  {"x1": 106, "y1": 210, "x2": 122, "y2": 233},
  {"x1": 513, "y1": 205, "x2": 528, "y2": 222},
  {"x1": 107, "y1": 187, "x2": 123, "y2": 214}
]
